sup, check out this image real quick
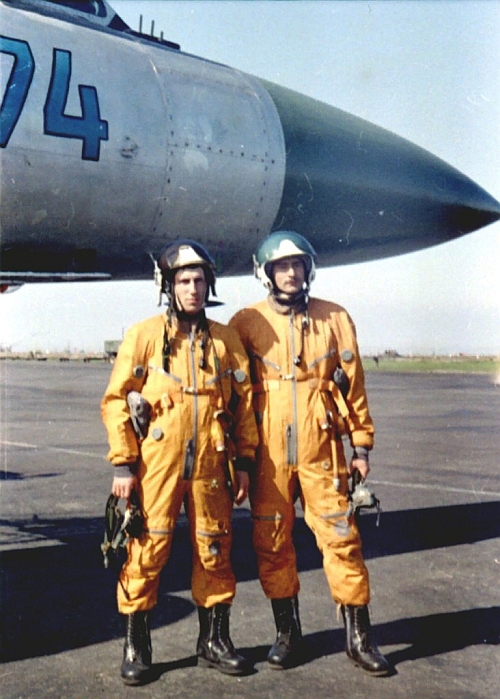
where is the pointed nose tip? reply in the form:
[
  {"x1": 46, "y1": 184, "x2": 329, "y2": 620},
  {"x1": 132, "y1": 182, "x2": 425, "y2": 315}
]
[
  {"x1": 429, "y1": 158, "x2": 500, "y2": 228},
  {"x1": 435, "y1": 171, "x2": 500, "y2": 234},
  {"x1": 458, "y1": 197, "x2": 500, "y2": 231},
  {"x1": 263, "y1": 79, "x2": 500, "y2": 265},
  {"x1": 471, "y1": 189, "x2": 500, "y2": 224}
]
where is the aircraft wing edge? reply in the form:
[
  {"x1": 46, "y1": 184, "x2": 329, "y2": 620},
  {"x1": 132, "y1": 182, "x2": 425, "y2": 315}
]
[{"x1": 0, "y1": 271, "x2": 112, "y2": 292}]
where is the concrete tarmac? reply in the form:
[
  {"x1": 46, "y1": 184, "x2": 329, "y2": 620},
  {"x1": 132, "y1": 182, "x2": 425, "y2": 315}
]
[{"x1": 1, "y1": 360, "x2": 499, "y2": 699}]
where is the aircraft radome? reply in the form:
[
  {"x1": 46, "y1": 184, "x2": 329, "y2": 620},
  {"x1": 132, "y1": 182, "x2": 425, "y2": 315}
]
[{"x1": 1, "y1": 0, "x2": 499, "y2": 290}]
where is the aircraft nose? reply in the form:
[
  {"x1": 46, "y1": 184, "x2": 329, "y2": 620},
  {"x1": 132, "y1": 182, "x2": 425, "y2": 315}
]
[{"x1": 262, "y1": 80, "x2": 500, "y2": 265}]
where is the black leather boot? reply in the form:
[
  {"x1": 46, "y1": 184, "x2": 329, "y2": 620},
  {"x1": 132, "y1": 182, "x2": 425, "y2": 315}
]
[
  {"x1": 341, "y1": 604, "x2": 390, "y2": 677},
  {"x1": 267, "y1": 596, "x2": 303, "y2": 669},
  {"x1": 120, "y1": 611, "x2": 152, "y2": 685},
  {"x1": 196, "y1": 604, "x2": 252, "y2": 675}
]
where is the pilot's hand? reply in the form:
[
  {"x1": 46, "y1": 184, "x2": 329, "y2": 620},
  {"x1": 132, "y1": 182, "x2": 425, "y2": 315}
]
[
  {"x1": 112, "y1": 475, "x2": 136, "y2": 500},
  {"x1": 349, "y1": 457, "x2": 370, "y2": 481},
  {"x1": 234, "y1": 470, "x2": 249, "y2": 505}
]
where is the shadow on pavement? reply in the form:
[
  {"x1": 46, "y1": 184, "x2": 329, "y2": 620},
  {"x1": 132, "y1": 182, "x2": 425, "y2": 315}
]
[
  {"x1": 91, "y1": 605, "x2": 500, "y2": 684},
  {"x1": 239, "y1": 605, "x2": 500, "y2": 669},
  {"x1": 0, "y1": 471, "x2": 61, "y2": 481},
  {"x1": 379, "y1": 606, "x2": 500, "y2": 662},
  {"x1": 1, "y1": 501, "x2": 499, "y2": 662}
]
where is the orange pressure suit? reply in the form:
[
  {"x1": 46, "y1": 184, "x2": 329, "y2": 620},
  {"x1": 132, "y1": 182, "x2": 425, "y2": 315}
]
[
  {"x1": 101, "y1": 313, "x2": 258, "y2": 614},
  {"x1": 230, "y1": 297, "x2": 373, "y2": 606}
]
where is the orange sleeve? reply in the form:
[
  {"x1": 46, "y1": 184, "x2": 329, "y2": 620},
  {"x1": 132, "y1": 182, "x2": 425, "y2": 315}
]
[{"x1": 100, "y1": 323, "x2": 149, "y2": 465}]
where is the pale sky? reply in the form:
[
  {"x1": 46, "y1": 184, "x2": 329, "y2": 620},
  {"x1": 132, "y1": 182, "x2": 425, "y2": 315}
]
[{"x1": 2, "y1": 0, "x2": 499, "y2": 355}]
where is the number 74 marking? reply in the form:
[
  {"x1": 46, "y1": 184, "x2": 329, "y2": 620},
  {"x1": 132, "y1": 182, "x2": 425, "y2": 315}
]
[{"x1": 1, "y1": 36, "x2": 109, "y2": 160}]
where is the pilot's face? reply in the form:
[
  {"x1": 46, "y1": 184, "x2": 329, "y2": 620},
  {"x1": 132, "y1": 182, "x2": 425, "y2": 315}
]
[
  {"x1": 174, "y1": 266, "x2": 207, "y2": 314},
  {"x1": 272, "y1": 256, "x2": 305, "y2": 295}
]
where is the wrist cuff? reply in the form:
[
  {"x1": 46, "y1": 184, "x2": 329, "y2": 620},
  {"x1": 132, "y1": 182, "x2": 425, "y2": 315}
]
[
  {"x1": 353, "y1": 446, "x2": 369, "y2": 461},
  {"x1": 114, "y1": 463, "x2": 136, "y2": 478}
]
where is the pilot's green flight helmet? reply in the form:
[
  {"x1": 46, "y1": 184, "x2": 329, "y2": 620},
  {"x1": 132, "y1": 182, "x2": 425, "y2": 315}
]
[
  {"x1": 156, "y1": 239, "x2": 217, "y2": 303},
  {"x1": 253, "y1": 231, "x2": 317, "y2": 291}
]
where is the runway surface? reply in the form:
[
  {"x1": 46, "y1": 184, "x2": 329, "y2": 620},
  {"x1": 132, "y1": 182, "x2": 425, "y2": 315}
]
[{"x1": 1, "y1": 360, "x2": 499, "y2": 699}]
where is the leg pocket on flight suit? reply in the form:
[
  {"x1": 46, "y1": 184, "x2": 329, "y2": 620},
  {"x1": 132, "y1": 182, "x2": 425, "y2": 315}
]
[
  {"x1": 251, "y1": 467, "x2": 296, "y2": 557},
  {"x1": 192, "y1": 479, "x2": 233, "y2": 572},
  {"x1": 252, "y1": 507, "x2": 295, "y2": 559},
  {"x1": 301, "y1": 460, "x2": 355, "y2": 541}
]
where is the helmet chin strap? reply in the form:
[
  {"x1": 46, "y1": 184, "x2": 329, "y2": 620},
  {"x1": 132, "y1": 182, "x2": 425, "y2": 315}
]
[
  {"x1": 268, "y1": 288, "x2": 310, "y2": 339},
  {"x1": 271, "y1": 287, "x2": 307, "y2": 302},
  {"x1": 163, "y1": 303, "x2": 209, "y2": 373},
  {"x1": 176, "y1": 307, "x2": 205, "y2": 322}
]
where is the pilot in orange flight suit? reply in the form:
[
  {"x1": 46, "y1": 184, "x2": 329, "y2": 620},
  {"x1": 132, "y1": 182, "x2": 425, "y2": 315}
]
[
  {"x1": 229, "y1": 231, "x2": 390, "y2": 677},
  {"x1": 101, "y1": 240, "x2": 257, "y2": 685}
]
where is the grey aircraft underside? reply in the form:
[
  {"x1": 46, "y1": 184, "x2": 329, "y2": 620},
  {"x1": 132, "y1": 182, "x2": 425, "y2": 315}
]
[{"x1": 1, "y1": 0, "x2": 499, "y2": 290}]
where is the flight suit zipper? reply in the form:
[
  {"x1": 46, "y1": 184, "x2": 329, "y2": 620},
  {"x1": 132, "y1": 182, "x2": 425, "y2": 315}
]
[
  {"x1": 286, "y1": 311, "x2": 299, "y2": 466},
  {"x1": 182, "y1": 333, "x2": 198, "y2": 479}
]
